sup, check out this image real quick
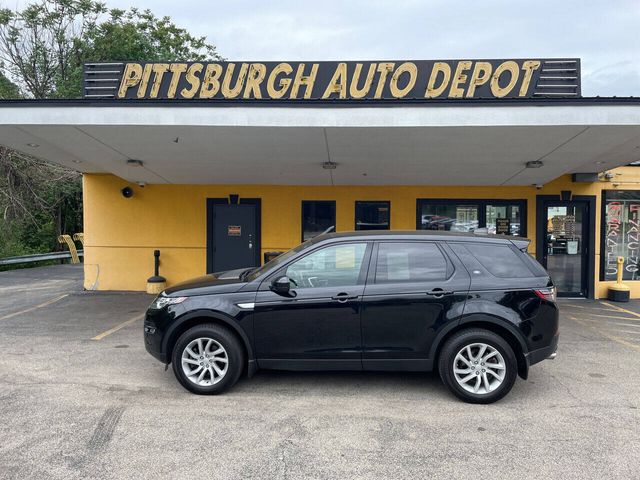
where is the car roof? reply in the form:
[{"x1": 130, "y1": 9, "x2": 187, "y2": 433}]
[{"x1": 310, "y1": 230, "x2": 530, "y2": 248}]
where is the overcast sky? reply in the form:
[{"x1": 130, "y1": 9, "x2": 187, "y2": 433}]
[{"x1": 9, "y1": 0, "x2": 640, "y2": 96}]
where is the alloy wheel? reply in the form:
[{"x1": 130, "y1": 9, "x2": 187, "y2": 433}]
[
  {"x1": 453, "y1": 342, "x2": 506, "y2": 394},
  {"x1": 181, "y1": 337, "x2": 229, "y2": 386}
]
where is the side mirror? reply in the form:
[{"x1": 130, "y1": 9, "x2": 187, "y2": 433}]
[{"x1": 270, "y1": 276, "x2": 292, "y2": 296}]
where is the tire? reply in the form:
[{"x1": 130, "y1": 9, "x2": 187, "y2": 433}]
[
  {"x1": 438, "y1": 328, "x2": 517, "y2": 404},
  {"x1": 171, "y1": 323, "x2": 244, "y2": 395}
]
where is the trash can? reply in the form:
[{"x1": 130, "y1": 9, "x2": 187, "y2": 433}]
[{"x1": 264, "y1": 251, "x2": 284, "y2": 264}]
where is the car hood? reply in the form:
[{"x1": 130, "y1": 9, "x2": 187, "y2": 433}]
[{"x1": 163, "y1": 268, "x2": 249, "y2": 297}]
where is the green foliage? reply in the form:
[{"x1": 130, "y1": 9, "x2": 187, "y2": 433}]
[{"x1": 0, "y1": 0, "x2": 220, "y2": 262}]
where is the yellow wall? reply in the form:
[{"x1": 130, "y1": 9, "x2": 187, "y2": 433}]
[{"x1": 83, "y1": 169, "x2": 640, "y2": 296}]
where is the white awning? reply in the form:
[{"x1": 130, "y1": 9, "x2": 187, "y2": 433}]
[{"x1": 0, "y1": 102, "x2": 639, "y2": 185}]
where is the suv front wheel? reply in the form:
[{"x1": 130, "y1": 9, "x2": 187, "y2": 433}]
[
  {"x1": 438, "y1": 328, "x2": 517, "y2": 404},
  {"x1": 171, "y1": 323, "x2": 244, "y2": 395}
]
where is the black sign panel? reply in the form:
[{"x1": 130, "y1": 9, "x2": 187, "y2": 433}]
[
  {"x1": 496, "y1": 218, "x2": 511, "y2": 235},
  {"x1": 84, "y1": 59, "x2": 580, "y2": 101}
]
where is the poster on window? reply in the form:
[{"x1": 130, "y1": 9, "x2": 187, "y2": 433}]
[{"x1": 604, "y1": 192, "x2": 640, "y2": 281}]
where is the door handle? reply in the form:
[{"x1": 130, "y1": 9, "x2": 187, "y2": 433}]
[
  {"x1": 426, "y1": 288, "x2": 453, "y2": 298},
  {"x1": 331, "y1": 293, "x2": 359, "y2": 303}
]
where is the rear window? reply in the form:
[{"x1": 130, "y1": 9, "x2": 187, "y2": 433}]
[
  {"x1": 375, "y1": 242, "x2": 448, "y2": 283},
  {"x1": 464, "y1": 243, "x2": 533, "y2": 278}
]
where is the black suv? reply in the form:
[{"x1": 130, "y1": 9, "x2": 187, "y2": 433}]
[{"x1": 144, "y1": 231, "x2": 558, "y2": 403}]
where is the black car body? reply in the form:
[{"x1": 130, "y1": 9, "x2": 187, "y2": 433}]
[{"x1": 144, "y1": 231, "x2": 559, "y2": 403}]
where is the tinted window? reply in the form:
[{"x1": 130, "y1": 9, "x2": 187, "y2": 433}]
[
  {"x1": 375, "y1": 242, "x2": 448, "y2": 283},
  {"x1": 355, "y1": 201, "x2": 390, "y2": 230},
  {"x1": 286, "y1": 243, "x2": 367, "y2": 288},
  {"x1": 465, "y1": 243, "x2": 532, "y2": 278},
  {"x1": 302, "y1": 201, "x2": 336, "y2": 241}
]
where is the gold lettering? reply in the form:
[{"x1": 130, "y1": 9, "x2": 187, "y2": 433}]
[
  {"x1": 519, "y1": 60, "x2": 541, "y2": 96},
  {"x1": 322, "y1": 63, "x2": 348, "y2": 99},
  {"x1": 290, "y1": 63, "x2": 318, "y2": 99},
  {"x1": 389, "y1": 62, "x2": 417, "y2": 98},
  {"x1": 181, "y1": 63, "x2": 203, "y2": 99},
  {"x1": 117, "y1": 63, "x2": 142, "y2": 98},
  {"x1": 149, "y1": 63, "x2": 169, "y2": 98},
  {"x1": 490, "y1": 61, "x2": 519, "y2": 98},
  {"x1": 449, "y1": 61, "x2": 472, "y2": 98},
  {"x1": 199, "y1": 64, "x2": 223, "y2": 98},
  {"x1": 374, "y1": 63, "x2": 395, "y2": 99},
  {"x1": 137, "y1": 63, "x2": 153, "y2": 98},
  {"x1": 167, "y1": 63, "x2": 188, "y2": 98},
  {"x1": 425, "y1": 62, "x2": 451, "y2": 98},
  {"x1": 349, "y1": 63, "x2": 376, "y2": 99},
  {"x1": 221, "y1": 63, "x2": 249, "y2": 98},
  {"x1": 266, "y1": 63, "x2": 293, "y2": 99},
  {"x1": 243, "y1": 63, "x2": 267, "y2": 99},
  {"x1": 466, "y1": 62, "x2": 492, "y2": 98}
]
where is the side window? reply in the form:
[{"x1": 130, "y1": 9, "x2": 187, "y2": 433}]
[
  {"x1": 375, "y1": 242, "x2": 448, "y2": 283},
  {"x1": 285, "y1": 243, "x2": 367, "y2": 288},
  {"x1": 465, "y1": 243, "x2": 533, "y2": 278}
]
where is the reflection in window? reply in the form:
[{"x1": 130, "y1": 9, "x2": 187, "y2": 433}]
[
  {"x1": 355, "y1": 201, "x2": 390, "y2": 230},
  {"x1": 420, "y1": 204, "x2": 479, "y2": 232},
  {"x1": 285, "y1": 243, "x2": 367, "y2": 288},
  {"x1": 603, "y1": 191, "x2": 640, "y2": 281},
  {"x1": 302, "y1": 201, "x2": 336, "y2": 241},
  {"x1": 375, "y1": 242, "x2": 447, "y2": 283}
]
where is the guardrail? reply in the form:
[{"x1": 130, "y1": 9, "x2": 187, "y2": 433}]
[{"x1": 0, "y1": 251, "x2": 84, "y2": 266}]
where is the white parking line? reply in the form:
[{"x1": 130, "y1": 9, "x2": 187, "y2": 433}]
[
  {"x1": 91, "y1": 314, "x2": 145, "y2": 341},
  {"x1": 567, "y1": 315, "x2": 640, "y2": 353},
  {"x1": 0, "y1": 294, "x2": 69, "y2": 321}
]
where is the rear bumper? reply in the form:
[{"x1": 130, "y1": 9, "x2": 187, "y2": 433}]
[{"x1": 525, "y1": 332, "x2": 559, "y2": 367}]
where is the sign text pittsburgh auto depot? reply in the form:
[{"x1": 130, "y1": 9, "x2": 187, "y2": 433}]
[{"x1": 108, "y1": 59, "x2": 579, "y2": 101}]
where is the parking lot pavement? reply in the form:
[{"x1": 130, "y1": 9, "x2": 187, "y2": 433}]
[{"x1": 0, "y1": 268, "x2": 639, "y2": 480}]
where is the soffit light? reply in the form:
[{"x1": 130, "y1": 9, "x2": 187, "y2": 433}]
[
  {"x1": 26, "y1": 143, "x2": 39, "y2": 148},
  {"x1": 127, "y1": 159, "x2": 144, "y2": 167},
  {"x1": 525, "y1": 160, "x2": 544, "y2": 169}
]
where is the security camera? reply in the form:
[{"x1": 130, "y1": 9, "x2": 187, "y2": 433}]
[
  {"x1": 603, "y1": 172, "x2": 615, "y2": 181},
  {"x1": 121, "y1": 186, "x2": 134, "y2": 198},
  {"x1": 137, "y1": 181, "x2": 147, "y2": 188}
]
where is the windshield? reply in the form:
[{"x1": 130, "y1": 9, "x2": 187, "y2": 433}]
[{"x1": 244, "y1": 240, "x2": 312, "y2": 281}]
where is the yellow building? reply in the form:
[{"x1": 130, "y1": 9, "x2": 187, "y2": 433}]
[{"x1": 1, "y1": 58, "x2": 640, "y2": 298}]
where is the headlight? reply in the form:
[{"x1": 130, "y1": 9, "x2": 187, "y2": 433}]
[{"x1": 150, "y1": 295, "x2": 188, "y2": 310}]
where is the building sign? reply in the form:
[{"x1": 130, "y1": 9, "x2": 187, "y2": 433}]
[
  {"x1": 84, "y1": 59, "x2": 580, "y2": 101},
  {"x1": 227, "y1": 225, "x2": 241, "y2": 236}
]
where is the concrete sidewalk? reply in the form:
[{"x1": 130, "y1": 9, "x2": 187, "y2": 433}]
[{"x1": 0, "y1": 266, "x2": 638, "y2": 479}]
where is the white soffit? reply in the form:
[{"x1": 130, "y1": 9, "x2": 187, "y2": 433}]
[{"x1": 0, "y1": 104, "x2": 638, "y2": 186}]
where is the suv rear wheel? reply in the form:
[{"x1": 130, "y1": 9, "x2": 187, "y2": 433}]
[
  {"x1": 438, "y1": 328, "x2": 517, "y2": 404},
  {"x1": 172, "y1": 323, "x2": 244, "y2": 395}
]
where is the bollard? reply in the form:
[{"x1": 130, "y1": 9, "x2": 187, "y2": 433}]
[
  {"x1": 146, "y1": 249, "x2": 167, "y2": 295},
  {"x1": 607, "y1": 256, "x2": 630, "y2": 302}
]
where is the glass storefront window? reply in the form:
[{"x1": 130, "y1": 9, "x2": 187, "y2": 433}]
[
  {"x1": 418, "y1": 200, "x2": 525, "y2": 236},
  {"x1": 302, "y1": 201, "x2": 336, "y2": 241},
  {"x1": 420, "y1": 204, "x2": 479, "y2": 232},
  {"x1": 355, "y1": 201, "x2": 390, "y2": 230},
  {"x1": 486, "y1": 204, "x2": 522, "y2": 236},
  {"x1": 603, "y1": 191, "x2": 640, "y2": 281}
]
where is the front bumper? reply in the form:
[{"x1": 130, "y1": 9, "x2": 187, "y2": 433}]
[
  {"x1": 144, "y1": 316, "x2": 168, "y2": 363},
  {"x1": 525, "y1": 332, "x2": 559, "y2": 367}
]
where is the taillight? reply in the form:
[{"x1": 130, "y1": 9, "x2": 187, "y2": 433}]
[{"x1": 534, "y1": 287, "x2": 557, "y2": 302}]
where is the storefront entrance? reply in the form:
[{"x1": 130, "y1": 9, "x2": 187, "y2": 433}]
[
  {"x1": 536, "y1": 196, "x2": 595, "y2": 298},
  {"x1": 206, "y1": 198, "x2": 261, "y2": 273}
]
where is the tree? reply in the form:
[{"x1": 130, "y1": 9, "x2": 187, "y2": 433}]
[{"x1": 0, "y1": 0, "x2": 221, "y2": 259}]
